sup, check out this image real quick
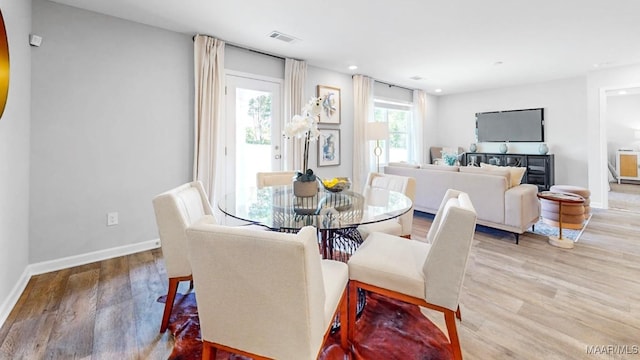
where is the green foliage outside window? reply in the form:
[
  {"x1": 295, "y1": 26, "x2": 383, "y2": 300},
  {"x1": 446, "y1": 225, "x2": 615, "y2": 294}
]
[
  {"x1": 245, "y1": 95, "x2": 272, "y2": 145},
  {"x1": 374, "y1": 106, "x2": 410, "y2": 163}
]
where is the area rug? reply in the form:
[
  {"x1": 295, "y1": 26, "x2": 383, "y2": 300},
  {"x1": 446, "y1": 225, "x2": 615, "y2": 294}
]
[
  {"x1": 159, "y1": 291, "x2": 453, "y2": 360},
  {"x1": 528, "y1": 218, "x2": 584, "y2": 241},
  {"x1": 416, "y1": 211, "x2": 587, "y2": 242}
]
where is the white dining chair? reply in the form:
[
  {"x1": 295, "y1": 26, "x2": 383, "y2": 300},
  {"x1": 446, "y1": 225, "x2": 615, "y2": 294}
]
[
  {"x1": 348, "y1": 189, "x2": 477, "y2": 360},
  {"x1": 152, "y1": 180, "x2": 215, "y2": 333},
  {"x1": 358, "y1": 172, "x2": 416, "y2": 239},
  {"x1": 256, "y1": 171, "x2": 297, "y2": 188},
  {"x1": 185, "y1": 223, "x2": 349, "y2": 360}
]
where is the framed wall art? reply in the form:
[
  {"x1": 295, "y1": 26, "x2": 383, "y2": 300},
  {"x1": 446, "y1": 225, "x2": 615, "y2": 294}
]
[
  {"x1": 317, "y1": 85, "x2": 340, "y2": 124},
  {"x1": 0, "y1": 10, "x2": 9, "y2": 119},
  {"x1": 318, "y1": 128, "x2": 340, "y2": 167}
]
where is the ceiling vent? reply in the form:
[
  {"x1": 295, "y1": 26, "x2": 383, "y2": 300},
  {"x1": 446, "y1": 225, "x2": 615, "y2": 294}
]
[{"x1": 268, "y1": 31, "x2": 297, "y2": 43}]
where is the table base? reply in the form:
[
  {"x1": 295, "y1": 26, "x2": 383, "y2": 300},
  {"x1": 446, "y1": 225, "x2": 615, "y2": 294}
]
[{"x1": 548, "y1": 235, "x2": 575, "y2": 249}]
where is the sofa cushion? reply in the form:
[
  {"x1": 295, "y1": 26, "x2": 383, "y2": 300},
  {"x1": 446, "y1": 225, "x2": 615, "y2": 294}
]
[
  {"x1": 480, "y1": 163, "x2": 526, "y2": 188},
  {"x1": 460, "y1": 166, "x2": 511, "y2": 185},
  {"x1": 388, "y1": 161, "x2": 421, "y2": 169},
  {"x1": 420, "y1": 164, "x2": 460, "y2": 172}
]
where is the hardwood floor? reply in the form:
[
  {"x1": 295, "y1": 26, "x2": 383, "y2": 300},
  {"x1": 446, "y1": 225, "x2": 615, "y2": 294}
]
[
  {"x1": 1, "y1": 209, "x2": 639, "y2": 359},
  {"x1": 609, "y1": 182, "x2": 640, "y2": 213}
]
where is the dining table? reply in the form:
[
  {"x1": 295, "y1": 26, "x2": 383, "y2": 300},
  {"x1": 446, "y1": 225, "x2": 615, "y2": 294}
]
[{"x1": 218, "y1": 184, "x2": 413, "y2": 262}]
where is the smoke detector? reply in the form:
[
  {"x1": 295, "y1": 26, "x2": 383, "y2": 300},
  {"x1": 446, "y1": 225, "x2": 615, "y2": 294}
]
[{"x1": 268, "y1": 31, "x2": 298, "y2": 43}]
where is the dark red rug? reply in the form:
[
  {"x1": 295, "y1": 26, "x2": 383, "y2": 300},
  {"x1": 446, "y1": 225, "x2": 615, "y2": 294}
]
[{"x1": 159, "y1": 291, "x2": 453, "y2": 360}]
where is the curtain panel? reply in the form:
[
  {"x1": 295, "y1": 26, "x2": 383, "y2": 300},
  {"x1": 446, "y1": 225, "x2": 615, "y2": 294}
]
[
  {"x1": 353, "y1": 75, "x2": 374, "y2": 192},
  {"x1": 411, "y1": 90, "x2": 427, "y2": 165},
  {"x1": 193, "y1": 35, "x2": 225, "y2": 206},
  {"x1": 283, "y1": 59, "x2": 307, "y2": 171}
]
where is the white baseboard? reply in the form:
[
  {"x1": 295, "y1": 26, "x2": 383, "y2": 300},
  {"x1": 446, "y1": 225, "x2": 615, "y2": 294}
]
[
  {"x1": 28, "y1": 238, "x2": 161, "y2": 276},
  {"x1": 0, "y1": 267, "x2": 32, "y2": 330},
  {"x1": 0, "y1": 239, "x2": 161, "y2": 328}
]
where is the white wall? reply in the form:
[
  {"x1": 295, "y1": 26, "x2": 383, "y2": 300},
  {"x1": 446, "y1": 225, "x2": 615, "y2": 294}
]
[
  {"x1": 0, "y1": 0, "x2": 31, "y2": 325},
  {"x1": 30, "y1": 0, "x2": 193, "y2": 263},
  {"x1": 606, "y1": 94, "x2": 640, "y2": 164},
  {"x1": 306, "y1": 66, "x2": 354, "y2": 181},
  {"x1": 226, "y1": 45, "x2": 284, "y2": 79},
  {"x1": 436, "y1": 77, "x2": 588, "y2": 187},
  {"x1": 423, "y1": 94, "x2": 439, "y2": 163},
  {"x1": 587, "y1": 63, "x2": 640, "y2": 207}
]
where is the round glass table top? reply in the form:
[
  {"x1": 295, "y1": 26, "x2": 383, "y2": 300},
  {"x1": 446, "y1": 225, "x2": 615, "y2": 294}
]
[{"x1": 219, "y1": 185, "x2": 413, "y2": 231}]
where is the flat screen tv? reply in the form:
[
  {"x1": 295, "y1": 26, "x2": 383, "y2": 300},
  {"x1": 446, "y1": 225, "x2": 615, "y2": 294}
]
[{"x1": 475, "y1": 108, "x2": 544, "y2": 142}]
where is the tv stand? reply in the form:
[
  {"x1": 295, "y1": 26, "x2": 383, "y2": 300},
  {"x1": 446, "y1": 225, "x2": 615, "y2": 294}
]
[{"x1": 463, "y1": 152, "x2": 554, "y2": 191}]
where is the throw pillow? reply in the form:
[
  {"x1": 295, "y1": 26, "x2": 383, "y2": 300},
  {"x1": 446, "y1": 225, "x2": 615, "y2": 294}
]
[
  {"x1": 480, "y1": 163, "x2": 526, "y2": 188},
  {"x1": 459, "y1": 166, "x2": 511, "y2": 186}
]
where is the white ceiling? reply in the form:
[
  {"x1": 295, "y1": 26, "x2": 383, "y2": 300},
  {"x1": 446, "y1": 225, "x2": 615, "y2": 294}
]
[{"x1": 48, "y1": 0, "x2": 640, "y2": 95}]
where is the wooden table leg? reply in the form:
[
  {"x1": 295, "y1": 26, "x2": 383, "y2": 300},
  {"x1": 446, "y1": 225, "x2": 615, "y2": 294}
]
[{"x1": 548, "y1": 201, "x2": 574, "y2": 249}]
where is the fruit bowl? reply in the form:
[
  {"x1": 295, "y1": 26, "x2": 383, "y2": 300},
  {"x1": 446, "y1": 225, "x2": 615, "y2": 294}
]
[{"x1": 321, "y1": 177, "x2": 351, "y2": 193}]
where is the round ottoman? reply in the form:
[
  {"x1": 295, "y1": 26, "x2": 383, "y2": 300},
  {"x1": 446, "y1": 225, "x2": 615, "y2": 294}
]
[{"x1": 540, "y1": 185, "x2": 591, "y2": 230}]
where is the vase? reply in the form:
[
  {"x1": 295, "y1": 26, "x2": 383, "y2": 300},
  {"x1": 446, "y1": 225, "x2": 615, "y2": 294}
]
[
  {"x1": 538, "y1": 143, "x2": 549, "y2": 155},
  {"x1": 499, "y1": 143, "x2": 508, "y2": 154},
  {"x1": 293, "y1": 179, "x2": 318, "y2": 197},
  {"x1": 469, "y1": 143, "x2": 477, "y2": 153}
]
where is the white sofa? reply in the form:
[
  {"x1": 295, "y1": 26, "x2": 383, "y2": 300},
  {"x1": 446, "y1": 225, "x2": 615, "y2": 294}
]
[{"x1": 384, "y1": 164, "x2": 540, "y2": 243}]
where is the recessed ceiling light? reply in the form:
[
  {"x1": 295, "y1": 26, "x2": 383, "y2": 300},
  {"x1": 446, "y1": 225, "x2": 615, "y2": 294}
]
[
  {"x1": 348, "y1": 65, "x2": 358, "y2": 70},
  {"x1": 409, "y1": 76, "x2": 423, "y2": 81},
  {"x1": 434, "y1": 89, "x2": 443, "y2": 93},
  {"x1": 493, "y1": 61, "x2": 503, "y2": 66},
  {"x1": 619, "y1": 90, "x2": 628, "y2": 95}
]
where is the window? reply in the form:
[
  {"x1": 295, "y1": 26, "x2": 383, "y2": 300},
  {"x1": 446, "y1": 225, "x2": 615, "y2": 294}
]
[{"x1": 373, "y1": 99, "x2": 413, "y2": 164}]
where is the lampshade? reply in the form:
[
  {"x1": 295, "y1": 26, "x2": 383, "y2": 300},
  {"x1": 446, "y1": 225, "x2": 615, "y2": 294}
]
[{"x1": 367, "y1": 122, "x2": 389, "y2": 141}]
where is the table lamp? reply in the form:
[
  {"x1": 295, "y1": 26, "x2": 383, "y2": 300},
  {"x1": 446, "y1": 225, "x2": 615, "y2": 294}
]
[{"x1": 367, "y1": 122, "x2": 389, "y2": 173}]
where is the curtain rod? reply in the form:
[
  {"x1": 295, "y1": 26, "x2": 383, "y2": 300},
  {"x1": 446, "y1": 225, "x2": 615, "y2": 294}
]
[
  {"x1": 374, "y1": 80, "x2": 415, "y2": 92},
  {"x1": 193, "y1": 34, "x2": 289, "y2": 61}
]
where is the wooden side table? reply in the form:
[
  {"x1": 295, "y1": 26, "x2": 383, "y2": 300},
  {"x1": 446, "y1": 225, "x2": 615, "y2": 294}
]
[{"x1": 536, "y1": 191, "x2": 585, "y2": 249}]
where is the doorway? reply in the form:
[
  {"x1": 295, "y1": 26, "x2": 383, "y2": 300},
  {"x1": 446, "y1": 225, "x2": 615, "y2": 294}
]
[
  {"x1": 225, "y1": 73, "x2": 283, "y2": 195},
  {"x1": 603, "y1": 86, "x2": 640, "y2": 213}
]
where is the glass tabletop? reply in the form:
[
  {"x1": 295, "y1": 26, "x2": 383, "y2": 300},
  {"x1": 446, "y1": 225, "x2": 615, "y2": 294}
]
[{"x1": 219, "y1": 185, "x2": 413, "y2": 231}]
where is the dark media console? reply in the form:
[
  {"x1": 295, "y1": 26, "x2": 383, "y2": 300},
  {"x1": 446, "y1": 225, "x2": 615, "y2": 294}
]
[{"x1": 463, "y1": 152, "x2": 554, "y2": 191}]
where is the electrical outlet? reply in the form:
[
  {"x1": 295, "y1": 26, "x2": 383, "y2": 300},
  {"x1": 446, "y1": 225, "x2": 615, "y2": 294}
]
[{"x1": 107, "y1": 212, "x2": 119, "y2": 226}]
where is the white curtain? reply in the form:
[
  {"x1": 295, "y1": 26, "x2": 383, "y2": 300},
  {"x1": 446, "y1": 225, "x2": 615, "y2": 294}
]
[
  {"x1": 353, "y1": 75, "x2": 374, "y2": 192},
  {"x1": 193, "y1": 35, "x2": 225, "y2": 206},
  {"x1": 283, "y1": 59, "x2": 307, "y2": 171},
  {"x1": 410, "y1": 89, "x2": 427, "y2": 164}
]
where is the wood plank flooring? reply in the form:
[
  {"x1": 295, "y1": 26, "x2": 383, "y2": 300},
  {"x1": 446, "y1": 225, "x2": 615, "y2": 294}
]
[{"x1": 1, "y1": 208, "x2": 639, "y2": 359}]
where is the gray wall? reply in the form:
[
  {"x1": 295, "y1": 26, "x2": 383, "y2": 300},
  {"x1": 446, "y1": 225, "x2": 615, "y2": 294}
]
[
  {"x1": 0, "y1": 0, "x2": 31, "y2": 320},
  {"x1": 30, "y1": 0, "x2": 193, "y2": 262}
]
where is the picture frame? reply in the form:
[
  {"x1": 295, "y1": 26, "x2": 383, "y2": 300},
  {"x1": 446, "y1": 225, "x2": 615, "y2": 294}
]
[
  {"x1": 317, "y1": 85, "x2": 341, "y2": 124},
  {"x1": 318, "y1": 128, "x2": 341, "y2": 167}
]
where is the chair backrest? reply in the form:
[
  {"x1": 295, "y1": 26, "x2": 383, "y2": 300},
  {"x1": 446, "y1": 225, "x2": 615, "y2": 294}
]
[
  {"x1": 185, "y1": 224, "x2": 327, "y2": 360},
  {"x1": 422, "y1": 189, "x2": 477, "y2": 311},
  {"x1": 365, "y1": 172, "x2": 416, "y2": 235},
  {"x1": 152, "y1": 181, "x2": 213, "y2": 278},
  {"x1": 256, "y1": 171, "x2": 297, "y2": 188}
]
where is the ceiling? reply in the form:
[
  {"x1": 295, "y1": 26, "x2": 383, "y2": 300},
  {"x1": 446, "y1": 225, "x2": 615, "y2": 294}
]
[{"x1": 48, "y1": 0, "x2": 640, "y2": 95}]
